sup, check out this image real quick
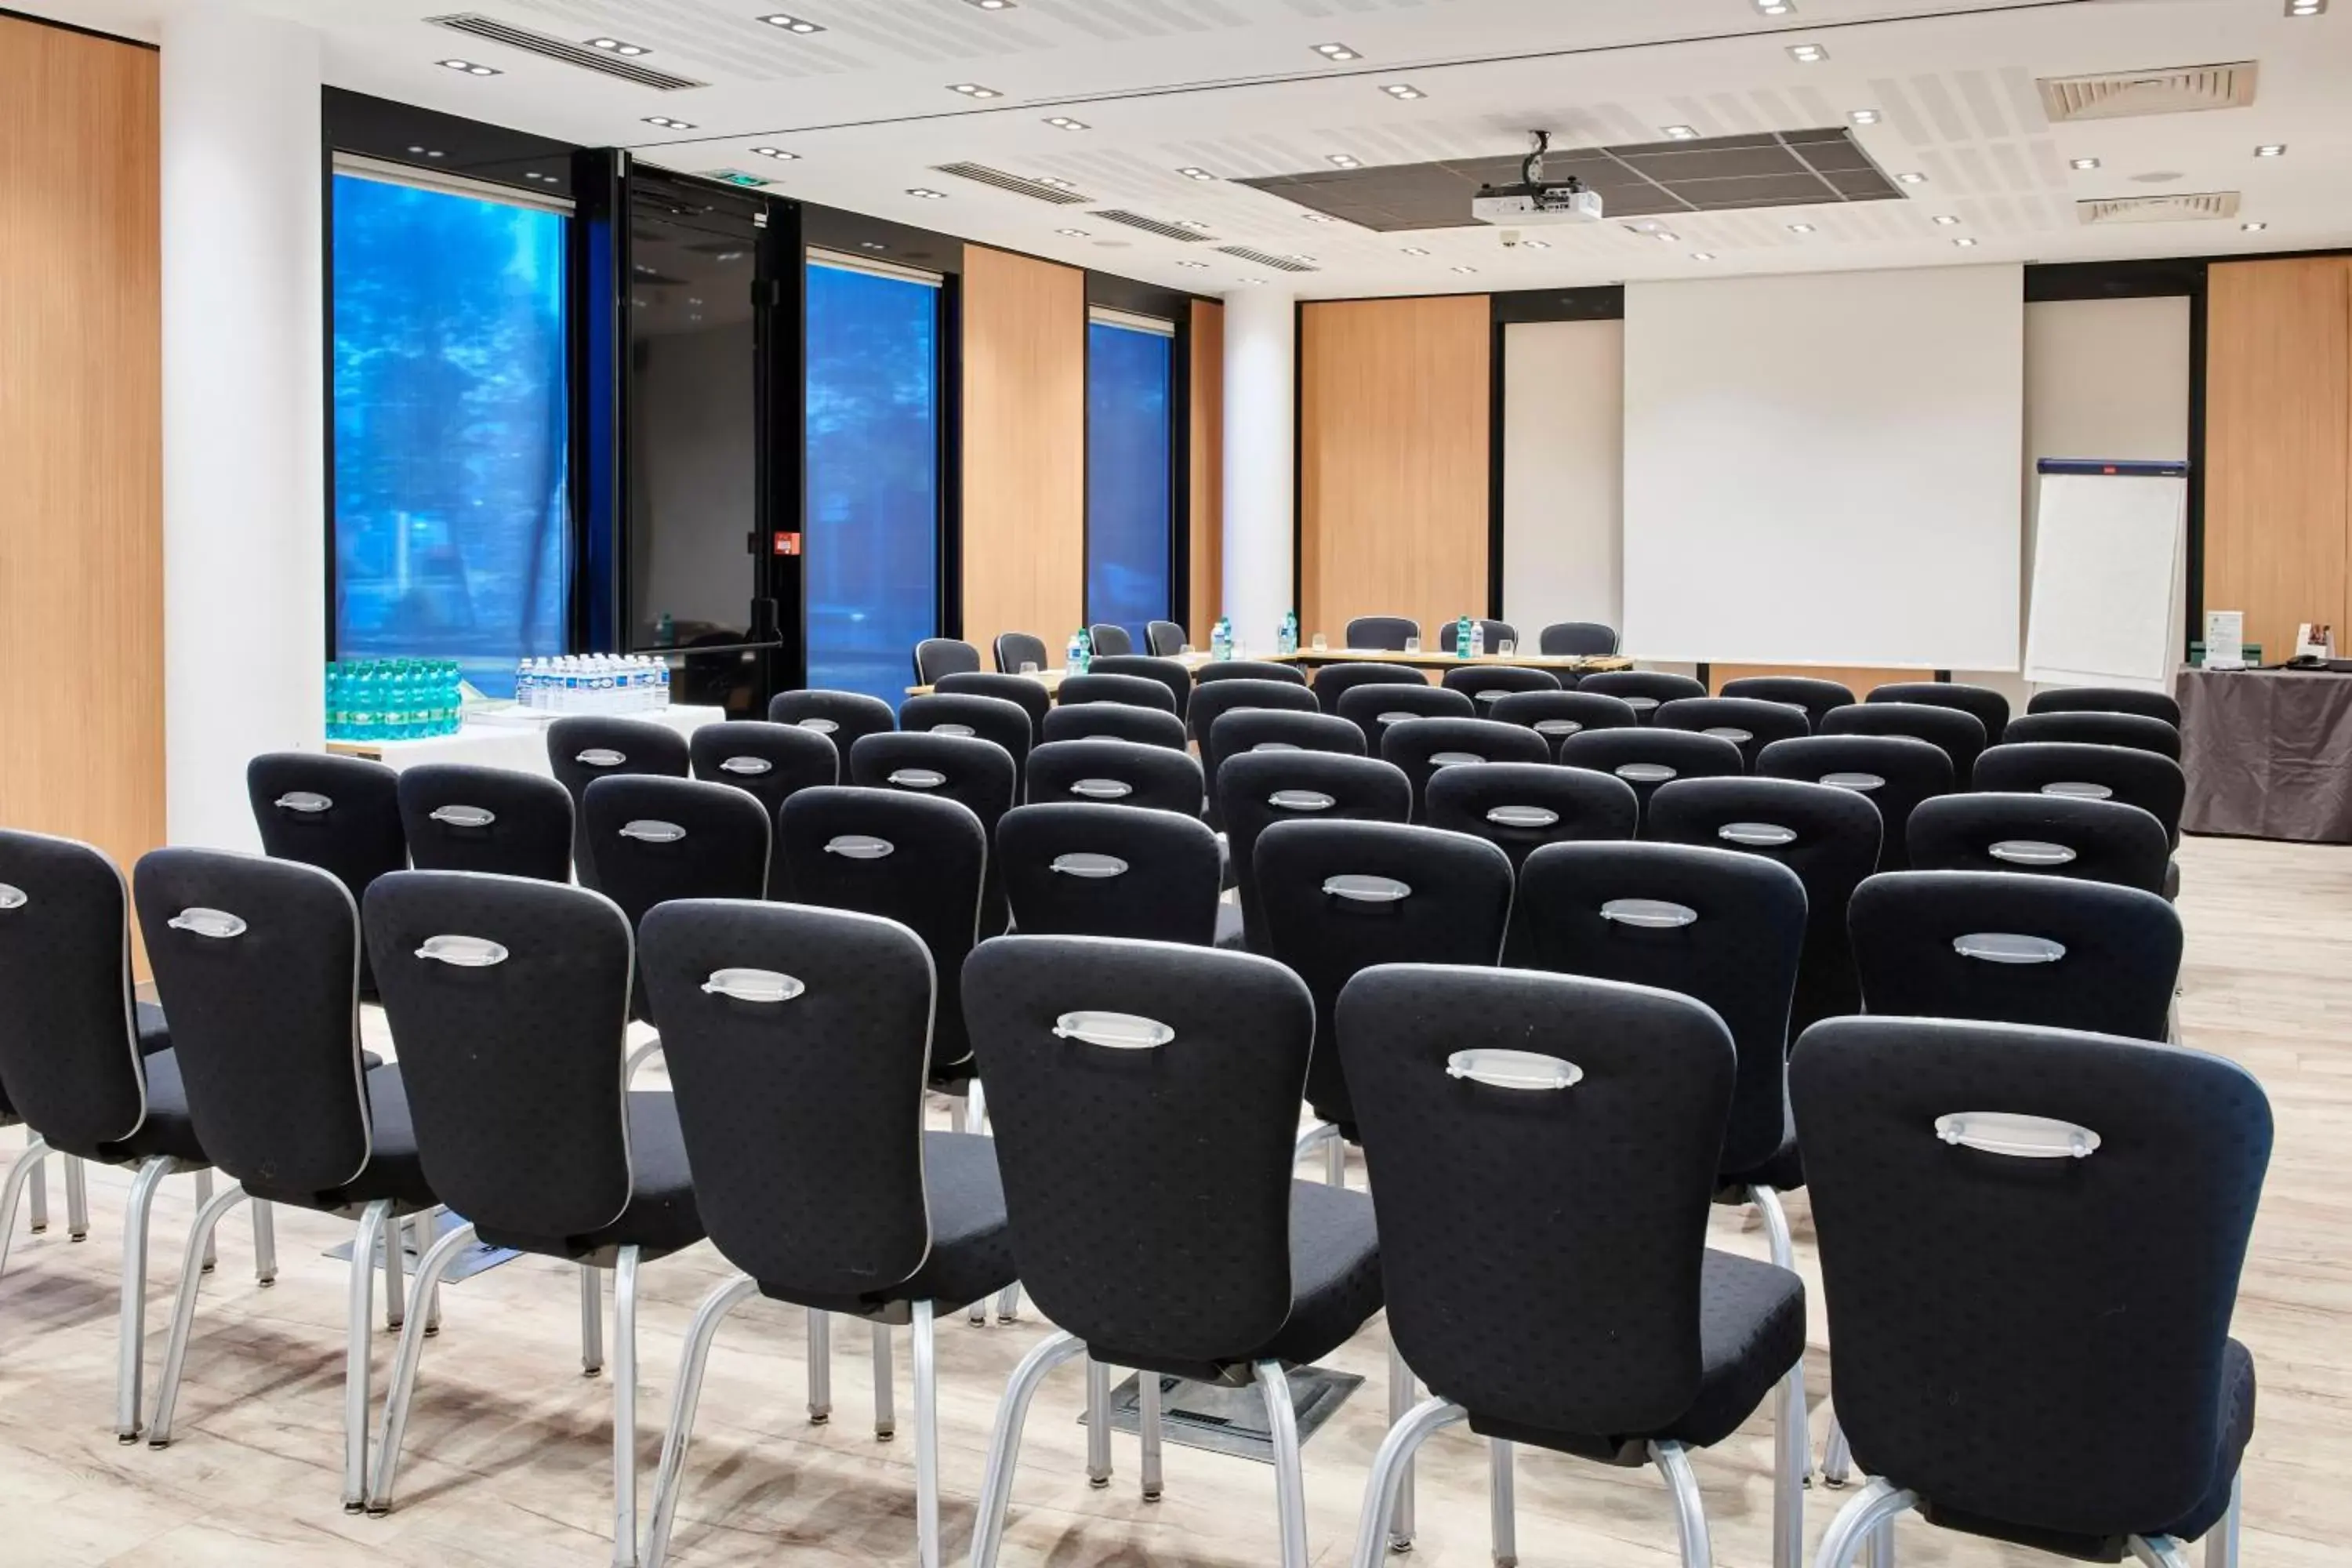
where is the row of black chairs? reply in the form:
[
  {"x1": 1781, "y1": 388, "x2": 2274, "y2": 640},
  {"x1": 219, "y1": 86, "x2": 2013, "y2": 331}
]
[{"x1": 913, "y1": 619, "x2": 1628, "y2": 683}]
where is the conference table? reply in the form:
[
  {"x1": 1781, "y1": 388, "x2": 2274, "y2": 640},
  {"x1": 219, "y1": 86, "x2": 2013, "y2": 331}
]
[
  {"x1": 324, "y1": 704, "x2": 728, "y2": 774},
  {"x1": 2177, "y1": 668, "x2": 2352, "y2": 844},
  {"x1": 907, "y1": 647, "x2": 1632, "y2": 697}
]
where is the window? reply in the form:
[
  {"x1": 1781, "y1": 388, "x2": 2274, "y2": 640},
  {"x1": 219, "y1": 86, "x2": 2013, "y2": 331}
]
[
  {"x1": 1085, "y1": 310, "x2": 1176, "y2": 647},
  {"x1": 804, "y1": 254, "x2": 942, "y2": 707},
  {"x1": 331, "y1": 165, "x2": 571, "y2": 696}
]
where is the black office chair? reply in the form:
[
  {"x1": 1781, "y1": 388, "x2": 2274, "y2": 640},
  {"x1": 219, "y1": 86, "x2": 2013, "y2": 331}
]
[
  {"x1": 1557, "y1": 728, "x2": 1744, "y2": 823},
  {"x1": 993, "y1": 632, "x2": 1052, "y2": 676},
  {"x1": 1757, "y1": 734, "x2": 1954, "y2": 873},
  {"x1": 768, "y1": 688, "x2": 897, "y2": 757},
  {"x1": 1338, "y1": 964, "x2": 1808, "y2": 1568},
  {"x1": 1090, "y1": 654, "x2": 1194, "y2": 719},
  {"x1": 2002, "y1": 709, "x2": 2183, "y2": 761},
  {"x1": 1087, "y1": 622, "x2": 1135, "y2": 657},
  {"x1": 397, "y1": 764, "x2": 575, "y2": 882},
  {"x1": 1334, "y1": 681, "x2": 1474, "y2": 754},
  {"x1": 1041, "y1": 701, "x2": 1189, "y2": 751},
  {"x1": 1973, "y1": 741, "x2": 2187, "y2": 887},
  {"x1": 1145, "y1": 620, "x2": 1187, "y2": 657},
  {"x1": 1377, "y1": 717, "x2": 1549, "y2": 822},
  {"x1": 1346, "y1": 615, "x2": 1419, "y2": 652},
  {"x1": 960, "y1": 936, "x2": 1385, "y2": 1568},
  {"x1": 913, "y1": 638, "x2": 982, "y2": 685},
  {"x1": 899, "y1": 692, "x2": 1033, "y2": 798},
  {"x1": 1198, "y1": 658, "x2": 1308, "y2": 687},
  {"x1": 132, "y1": 849, "x2": 441, "y2": 1509},
  {"x1": 246, "y1": 753, "x2": 408, "y2": 998},
  {"x1": 1441, "y1": 665, "x2": 1559, "y2": 708},
  {"x1": 1794, "y1": 1016, "x2": 2263, "y2": 1568},
  {"x1": 849, "y1": 731, "x2": 1018, "y2": 938},
  {"x1": 1056, "y1": 672, "x2": 1178, "y2": 713},
  {"x1": 358, "y1": 873, "x2": 707, "y2": 1547},
  {"x1": 1312, "y1": 661, "x2": 1428, "y2": 716},
  {"x1": 1576, "y1": 669, "x2": 1708, "y2": 720},
  {"x1": 1654, "y1": 696, "x2": 1810, "y2": 769},
  {"x1": 688, "y1": 721, "x2": 837, "y2": 891},
  {"x1": 1646, "y1": 777, "x2": 1882, "y2": 1040},
  {"x1": 1823, "y1": 701, "x2": 1988, "y2": 785},
  {"x1": 1850, "y1": 870, "x2": 2180, "y2": 1040},
  {"x1": 2028, "y1": 684, "x2": 2183, "y2": 727},
  {"x1": 1906, "y1": 793, "x2": 2170, "y2": 895},
  {"x1": 1868, "y1": 681, "x2": 2011, "y2": 746},
  {"x1": 1537, "y1": 620, "x2": 1619, "y2": 656},
  {"x1": 1218, "y1": 753, "x2": 1411, "y2": 956},
  {"x1": 548, "y1": 716, "x2": 691, "y2": 877},
  {"x1": 1436, "y1": 618, "x2": 1516, "y2": 655},
  {"x1": 937, "y1": 670, "x2": 1052, "y2": 734},
  {"x1": 1025, "y1": 739, "x2": 1205, "y2": 815},
  {"x1": 998, "y1": 804, "x2": 1223, "y2": 946},
  {"x1": 1210, "y1": 707, "x2": 1366, "y2": 765},
  {"x1": 1188, "y1": 677, "x2": 1320, "y2": 752},
  {"x1": 635, "y1": 900, "x2": 1018, "y2": 1568},
  {"x1": 581, "y1": 775, "x2": 771, "y2": 927},
  {"x1": 1425, "y1": 764, "x2": 1637, "y2": 869},
  {"x1": 1488, "y1": 689, "x2": 1641, "y2": 759},
  {"x1": 1720, "y1": 675, "x2": 1856, "y2": 733}
]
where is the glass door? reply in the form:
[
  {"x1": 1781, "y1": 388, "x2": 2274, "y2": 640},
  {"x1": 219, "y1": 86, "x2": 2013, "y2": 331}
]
[{"x1": 1085, "y1": 307, "x2": 1176, "y2": 648}]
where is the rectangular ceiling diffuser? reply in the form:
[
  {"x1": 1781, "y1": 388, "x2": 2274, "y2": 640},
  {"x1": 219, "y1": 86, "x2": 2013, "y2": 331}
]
[
  {"x1": 427, "y1": 15, "x2": 708, "y2": 89},
  {"x1": 2037, "y1": 61, "x2": 2257, "y2": 122}
]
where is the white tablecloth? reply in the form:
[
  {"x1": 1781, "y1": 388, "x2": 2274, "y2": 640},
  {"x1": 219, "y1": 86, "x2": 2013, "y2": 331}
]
[{"x1": 334, "y1": 706, "x2": 728, "y2": 776}]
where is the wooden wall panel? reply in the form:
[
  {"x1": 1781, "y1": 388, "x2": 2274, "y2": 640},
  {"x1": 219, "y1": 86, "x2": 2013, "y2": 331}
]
[
  {"x1": 1299, "y1": 296, "x2": 1490, "y2": 647},
  {"x1": 1711, "y1": 664, "x2": 1932, "y2": 698},
  {"x1": 1188, "y1": 299, "x2": 1223, "y2": 645},
  {"x1": 0, "y1": 17, "x2": 163, "y2": 942},
  {"x1": 2205, "y1": 258, "x2": 2352, "y2": 663},
  {"x1": 960, "y1": 245, "x2": 1085, "y2": 667}
]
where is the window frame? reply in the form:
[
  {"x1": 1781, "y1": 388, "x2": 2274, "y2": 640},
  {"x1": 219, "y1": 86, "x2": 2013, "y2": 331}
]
[{"x1": 1082, "y1": 305, "x2": 1185, "y2": 644}]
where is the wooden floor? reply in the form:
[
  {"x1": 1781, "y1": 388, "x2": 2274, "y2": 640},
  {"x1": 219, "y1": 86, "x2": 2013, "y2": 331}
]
[{"x1": 1, "y1": 833, "x2": 2345, "y2": 1566}]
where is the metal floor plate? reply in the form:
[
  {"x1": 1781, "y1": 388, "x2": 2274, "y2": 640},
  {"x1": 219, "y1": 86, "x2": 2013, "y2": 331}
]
[
  {"x1": 323, "y1": 1209, "x2": 521, "y2": 1282},
  {"x1": 1083, "y1": 1367, "x2": 1364, "y2": 1465}
]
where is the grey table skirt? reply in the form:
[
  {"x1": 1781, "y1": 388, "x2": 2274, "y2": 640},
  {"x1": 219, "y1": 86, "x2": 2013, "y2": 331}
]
[{"x1": 2178, "y1": 668, "x2": 2352, "y2": 844}]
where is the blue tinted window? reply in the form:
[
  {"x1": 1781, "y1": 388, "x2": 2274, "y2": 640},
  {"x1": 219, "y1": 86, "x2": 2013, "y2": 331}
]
[
  {"x1": 332, "y1": 172, "x2": 570, "y2": 697},
  {"x1": 1086, "y1": 320, "x2": 1174, "y2": 645},
  {"x1": 805, "y1": 262, "x2": 942, "y2": 708}
]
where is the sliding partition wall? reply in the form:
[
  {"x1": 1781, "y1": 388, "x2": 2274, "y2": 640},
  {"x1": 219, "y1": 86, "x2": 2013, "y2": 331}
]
[{"x1": 1085, "y1": 308, "x2": 1177, "y2": 645}]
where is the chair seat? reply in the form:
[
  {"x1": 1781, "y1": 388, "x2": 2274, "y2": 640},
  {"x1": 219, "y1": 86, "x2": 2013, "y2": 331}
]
[
  {"x1": 473, "y1": 1091, "x2": 704, "y2": 1261},
  {"x1": 761, "y1": 1131, "x2": 1017, "y2": 1318},
  {"x1": 136, "y1": 1000, "x2": 172, "y2": 1055},
  {"x1": 245, "y1": 1063, "x2": 437, "y2": 1213},
  {"x1": 1468, "y1": 1250, "x2": 1805, "y2": 1461},
  {"x1": 2163, "y1": 856, "x2": 2180, "y2": 903},
  {"x1": 1720, "y1": 1120, "x2": 1804, "y2": 1193},
  {"x1": 94, "y1": 1047, "x2": 209, "y2": 1166}
]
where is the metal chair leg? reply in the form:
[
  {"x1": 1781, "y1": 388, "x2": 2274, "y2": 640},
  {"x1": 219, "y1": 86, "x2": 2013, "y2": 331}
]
[
  {"x1": 114, "y1": 1156, "x2": 174, "y2": 1442},
  {"x1": 912, "y1": 1301, "x2": 940, "y2": 1568},
  {"x1": 963, "y1": 1078, "x2": 987, "y2": 1134},
  {"x1": 581, "y1": 1263, "x2": 604, "y2": 1375},
  {"x1": 642, "y1": 1275, "x2": 757, "y2": 1568},
  {"x1": 1652, "y1": 1439, "x2": 1714, "y2": 1568},
  {"x1": 65, "y1": 1152, "x2": 89, "y2": 1240},
  {"x1": 612, "y1": 1247, "x2": 641, "y2": 1568},
  {"x1": 2204, "y1": 1470, "x2": 2242, "y2": 1568},
  {"x1": 1086, "y1": 1357, "x2": 1112, "y2": 1487},
  {"x1": 417, "y1": 1216, "x2": 444, "y2": 1334},
  {"x1": 1866, "y1": 1523, "x2": 1895, "y2": 1568},
  {"x1": 1751, "y1": 1185, "x2": 1795, "y2": 1272},
  {"x1": 1348, "y1": 1396, "x2": 1467, "y2": 1568},
  {"x1": 2129, "y1": 1536, "x2": 2194, "y2": 1568},
  {"x1": 146, "y1": 1178, "x2": 252, "y2": 1447},
  {"x1": 1258, "y1": 1360, "x2": 1312, "y2": 1568},
  {"x1": 192, "y1": 1167, "x2": 217, "y2": 1273},
  {"x1": 968, "y1": 1329, "x2": 1087, "y2": 1568},
  {"x1": 996, "y1": 1281, "x2": 1022, "y2": 1323},
  {"x1": 0, "y1": 1136, "x2": 49, "y2": 1284},
  {"x1": 1773, "y1": 1356, "x2": 1808, "y2": 1568},
  {"x1": 252, "y1": 1199, "x2": 277, "y2": 1286},
  {"x1": 1490, "y1": 1439, "x2": 1517, "y2": 1567},
  {"x1": 1140, "y1": 1367, "x2": 1164, "y2": 1502},
  {"x1": 383, "y1": 1207, "x2": 405, "y2": 1331},
  {"x1": 1822, "y1": 1415, "x2": 1853, "y2": 1487},
  {"x1": 1326, "y1": 1134, "x2": 1347, "y2": 1187},
  {"x1": 25, "y1": 1149, "x2": 45, "y2": 1232},
  {"x1": 1388, "y1": 1335, "x2": 1418, "y2": 1550},
  {"x1": 807, "y1": 1308, "x2": 832, "y2": 1423},
  {"x1": 365, "y1": 1218, "x2": 481, "y2": 1512},
  {"x1": 872, "y1": 1319, "x2": 895, "y2": 1440},
  {"x1": 339, "y1": 1202, "x2": 390, "y2": 1510},
  {"x1": 1814, "y1": 1479, "x2": 1917, "y2": 1568}
]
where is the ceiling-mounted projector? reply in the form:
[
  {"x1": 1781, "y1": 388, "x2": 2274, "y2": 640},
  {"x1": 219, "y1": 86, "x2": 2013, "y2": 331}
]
[{"x1": 1473, "y1": 129, "x2": 1602, "y2": 225}]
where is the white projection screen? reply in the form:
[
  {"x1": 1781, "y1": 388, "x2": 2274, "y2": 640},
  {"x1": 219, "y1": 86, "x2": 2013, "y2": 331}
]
[{"x1": 1623, "y1": 265, "x2": 2025, "y2": 669}]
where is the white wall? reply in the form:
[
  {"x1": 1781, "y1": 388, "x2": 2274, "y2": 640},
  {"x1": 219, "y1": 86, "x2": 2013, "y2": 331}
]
[
  {"x1": 1221, "y1": 286, "x2": 1295, "y2": 649},
  {"x1": 1500, "y1": 318, "x2": 1623, "y2": 636}
]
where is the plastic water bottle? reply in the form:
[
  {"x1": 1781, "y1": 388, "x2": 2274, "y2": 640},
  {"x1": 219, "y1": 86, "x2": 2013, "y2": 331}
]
[
  {"x1": 1277, "y1": 612, "x2": 1298, "y2": 656},
  {"x1": 1211, "y1": 615, "x2": 1232, "y2": 662},
  {"x1": 1065, "y1": 632, "x2": 1085, "y2": 676},
  {"x1": 1456, "y1": 614, "x2": 1473, "y2": 659},
  {"x1": 1469, "y1": 619, "x2": 1486, "y2": 659}
]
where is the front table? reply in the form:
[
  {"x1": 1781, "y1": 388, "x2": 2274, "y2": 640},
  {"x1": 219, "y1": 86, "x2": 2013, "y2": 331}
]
[
  {"x1": 325, "y1": 705, "x2": 728, "y2": 775},
  {"x1": 908, "y1": 648, "x2": 1631, "y2": 697},
  {"x1": 2177, "y1": 668, "x2": 2352, "y2": 844}
]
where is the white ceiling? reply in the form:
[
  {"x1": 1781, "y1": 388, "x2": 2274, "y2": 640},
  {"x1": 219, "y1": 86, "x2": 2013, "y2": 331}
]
[{"x1": 22, "y1": 0, "x2": 2352, "y2": 297}]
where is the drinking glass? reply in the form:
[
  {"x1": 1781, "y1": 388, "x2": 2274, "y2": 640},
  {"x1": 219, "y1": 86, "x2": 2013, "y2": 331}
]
[
  {"x1": 1019, "y1": 661, "x2": 1040, "y2": 677},
  {"x1": 1404, "y1": 636, "x2": 1422, "y2": 655},
  {"x1": 1311, "y1": 633, "x2": 1328, "y2": 651},
  {"x1": 1497, "y1": 638, "x2": 1516, "y2": 658}
]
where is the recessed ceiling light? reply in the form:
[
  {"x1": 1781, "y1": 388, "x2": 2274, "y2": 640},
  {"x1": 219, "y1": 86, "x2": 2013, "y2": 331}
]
[
  {"x1": 1036, "y1": 176, "x2": 1077, "y2": 191},
  {"x1": 1932, "y1": 214, "x2": 1961, "y2": 226},
  {"x1": 1520, "y1": 238, "x2": 1551, "y2": 249},
  {"x1": 644, "y1": 115, "x2": 697, "y2": 130},
  {"x1": 1175, "y1": 260, "x2": 1209, "y2": 269},
  {"x1": 1663, "y1": 125, "x2": 1700, "y2": 140},
  {"x1": 2255, "y1": 143, "x2": 2287, "y2": 158},
  {"x1": 1177, "y1": 166, "x2": 1217, "y2": 181},
  {"x1": 2070, "y1": 157, "x2": 2101, "y2": 171},
  {"x1": 1690, "y1": 251, "x2": 1715, "y2": 260},
  {"x1": 1788, "y1": 223, "x2": 1816, "y2": 233},
  {"x1": 1755, "y1": 0, "x2": 1795, "y2": 13},
  {"x1": 1381, "y1": 83, "x2": 1425, "y2": 100},
  {"x1": 1176, "y1": 220, "x2": 1214, "y2": 231},
  {"x1": 1237, "y1": 278, "x2": 1266, "y2": 285},
  {"x1": 2242, "y1": 220, "x2": 2269, "y2": 231},
  {"x1": 1401, "y1": 246, "x2": 1432, "y2": 256},
  {"x1": 1896, "y1": 171, "x2": 1927, "y2": 184},
  {"x1": 424, "y1": 150, "x2": 445, "y2": 158},
  {"x1": 860, "y1": 241, "x2": 887, "y2": 251},
  {"x1": 1787, "y1": 43, "x2": 1828, "y2": 63},
  {"x1": 760, "y1": 13, "x2": 826, "y2": 32},
  {"x1": 2286, "y1": 0, "x2": 2323, "y2": 14},
  {"x1": 586, "y1": 37, "x2": 648, "y2": 55},
  {"x1": 1044, "y1": 116, "x2": 1088, "y2": 131},
  {"x1": 1654, "y1": 230, "x2": 1680, "y2": 242},
  {"x1": 966, "y1": 0, "x2": 1017, "y2": 9},
  {"x1": 1327, "y1": 154, "x2": 1361, "y2": 169},
  {"x1": 1313, "y1": 42, "x2": 1360, "y2": 60},
  {"x1": 1056, "y1": 227, "x2": 1088, "y2": 237},
  {"x1": 438, "y1": 58, "x2": 500, "y2": 76},
  {"x1": 750, "y1": 146, "x2": 799, "y2": 161},
  {"x1": 1301, "y1": 212, "x2": 1335, "y2": 223},
  {"x1": 1450, "y1": 265, "x2": 1478, "y2": 274},
  {"x1": 906, "y1": 187, "x2": 946, "y2": 199},
  {"x1": 1953, "y1": 237, "x2": 1979, "y2": 247},
  {"x1": 1849, "y1": 108, "x2": 1881, "y2": 125},
  {"x1": 407, "y1": 145, "x2": 426, "y2": 154},
  {"x1": 949, "y1": 82, "x2": 1001, "y2": 98}
]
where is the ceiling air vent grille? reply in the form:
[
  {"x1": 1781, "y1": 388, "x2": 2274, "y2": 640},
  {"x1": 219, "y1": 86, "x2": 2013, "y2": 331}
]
[
  {"x1": 2078, "y1": 191, "x2": 2241, "y2": 225},
  {"x1": 1093, "y1": 210, "x2": 1218, "y2": 242},
  {"x1": 1217, "y1": 245, "x2": 1319, "y2": 273},
  {"x1": 931, "y1": 163, "x2": 1093, "y2": 204},
  {"x1": 2037, "y1": 61, "x2": 2256, "y2": 122},
  {"x1": 427, "y1": 15, "x2": 708, "y2": 90}
]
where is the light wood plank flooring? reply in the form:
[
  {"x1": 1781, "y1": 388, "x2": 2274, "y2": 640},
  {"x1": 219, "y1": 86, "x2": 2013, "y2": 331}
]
[{"x1": 0, "y1": 833, "x2": 2344, "y2": 1566}]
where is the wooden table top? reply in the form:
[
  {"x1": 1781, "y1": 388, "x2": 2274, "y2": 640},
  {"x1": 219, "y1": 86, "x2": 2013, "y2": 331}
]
[{"x1": 907, "y1": 648, "x2": 1631, "y2": 696}]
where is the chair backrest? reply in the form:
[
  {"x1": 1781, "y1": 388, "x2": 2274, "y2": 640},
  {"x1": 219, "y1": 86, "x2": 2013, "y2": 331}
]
[
  {"x1": 848, "y1": 731, "x2": 1018, "y2": 938},
  {"x1": 1088, "y1": 654, "x2": 1193, "y2": 719},
  {"x1": 898, "y1": 692, "x2": 1033, "y2": 793},
  {"x1": 993, "y1": 631, "x2": 1051, "y2": 676},
  {"x1": 1791, "y1": 1015, "x2": 2269, "y2": 1537},
  {"x1": 936, "y1": 670, "x2": 1052, "y2": 733},
  {"x1": 1868, "y1": 681, "x2": 2011, "y2": 746},
  {"x1": 1972, "y1": 741, "x2": 2185, "y2": 844},
  {"x1": 1424, "y1": 762, "x2": 1639, "y2": 870},
  {"x1": 1823, "y1": 700, "x2": 1988, "y2": 783},
  {"x1": 246, "y1": 753, "x2": 408, "y2": 919},
  {"x1": 638, "y1": 899, "x2": 938, "y2": 1299},
  {"x1": 1487, "y1": 689, "x2": 1640, "y2": 759},
  {"x1": 1145, "y1": 619, "x2": 1187, "y2": 657},
  {"x1": 1196, "y1": 658, "x2": 1308, "y2": 687},
  {"x1": 581, "y1": 776, "x2": 772, "y2": 924},
  {"x1": 1056, "y1": 672, "x2": 1178, "y2": 713},
  {"x1": 1254, "y1": 820, "x2": 1514, "y2": 1127},
  {"x1": 1576, "y1": 670, "x2": 1708, "y2": 720},
  {"x1": 1849, "y1": 869, "x2": 2180, "y2": 1040},
  {"x1": 1345, "y1": 615, "x2": 1419, "y2": 652},
  {"x1": 776, "y1": 787, "x2": 986, "y2": 1077},
  {"x1": 1024, "y1": 739, "x2": 1205, "y2": 815},
  {"x1": 1185, "y1": 677, "x2": 1320, "y2": 758},
  {"x1": 1439, "y1": 665, "x2": 1561, "y2": 707},
  {"x1": 2001, "y1": 710, "x2": 2182, "y2": 761},
  {"x1": 1339, "y1": 964, "x2": 1737, "y2": 1439},
  {"x1": 2028, "y1": 685, "x2": 2183, "y2": 727},
  {"x1": 1518, "y1": 841, "x2": 1806, "y2": 1174},
  {"x1": 1377, "y1": 717, "x2": 1550, "y2": 821},
  {"x1": 1538, "y1": 621, "x2": 1619, "y2": 656},
  {"x1": 1218, "y1": 752, "x2": 1412, "y2": 953},
  {"x1": 547, "y1": 717, "x2": 691, "y2": 872},
  {"x1": 1719, "y1": 676, "x2": 1856, "y2": 733},
  {"x1": 1906, "y1": 793, "x2": 2170, "y2": 895},
  {"x1": 963, "y1": 935, "x2": 1316, "y2": 1365},
  {"x1": 1556, "y1": 728, "x2": 1744, "y2": 822},
  {"x1": 0, "y1": 831, "x2": 149, "y2": 1156},
  {"x1": 1205, "y1": 709, "x2": 1364, "y2": 825},
  {"x1": 1653, "y1": 696, "x2": 1810, "y2": 769},
  {"x1": 1041, "y1": 701, "x2": 1189, "y2": 751},
  {"x1": 363, "y1": 871, "x2": 637, "y2": 1247},
  {"x1": 397, "y1": 764, "x2": 575, "y2": 883},
  {"x1": 913, "y1": 637, "x2": 982, "y2": 685},
  {"x1": 1756, "y1": 734, "x2": 1955, "y2": 872},
  {"x1": 1645, "y1": 777, "x2": 1882, "y2": 1035},
  {"x1": 1311, "y1": 660, "x2": 1428, "y2": 715},
  {"x1": 1436, "y1": 618, "x2": 1516, "y2": 655},
  {"x1": 768, "y1": 688, "x2": 897, "y2": 757},
  {"x1": 133, "y1": 849, "x2": 370, "y2": 1203},
  {"x1": 997, "y1": 804, "x2": 1223, "y2": 946},
  {"x1": 1087, "y1": 622, "x2": 1135, "y2": 657},
  {"x1": 687, "y1": 722, "x2": 839, "y2": 857},
  {"x1": 1334, "y1": 681, "x2": 1475, "y2": 753}
]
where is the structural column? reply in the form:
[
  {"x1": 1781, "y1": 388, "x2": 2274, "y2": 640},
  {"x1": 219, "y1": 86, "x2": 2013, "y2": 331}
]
[
  {"x1": 161, "y1": 8, "x2": 325, "y2": 848},
  {"x1": 1221, "y1": 286, "x2": 1296, "y2": 651}
]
